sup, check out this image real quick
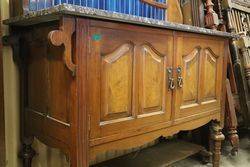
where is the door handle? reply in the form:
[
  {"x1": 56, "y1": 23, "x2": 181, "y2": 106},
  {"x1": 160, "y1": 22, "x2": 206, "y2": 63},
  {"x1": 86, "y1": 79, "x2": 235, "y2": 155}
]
[
  {"x1": 167, "y1": 68, "x2": 175, "y2": 90},
  {"x1": 177, "y1": 67, "x2": 183, "y2": 88}
]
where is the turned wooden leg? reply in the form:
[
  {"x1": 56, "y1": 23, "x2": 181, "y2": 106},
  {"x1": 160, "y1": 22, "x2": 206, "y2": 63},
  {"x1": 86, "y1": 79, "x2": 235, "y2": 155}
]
[
  {"x1": 228, "y1": 128, "x2": 239, "y2": 155},
  {"x1": 210, "y1": 121, "x2": 225, "y2": 167},
  {"x1": 225, "y1": 79, "x2": 239, "y2": 155},
  {"x1": 19, "y1": 137, "x2": 36, "y2": 167}
]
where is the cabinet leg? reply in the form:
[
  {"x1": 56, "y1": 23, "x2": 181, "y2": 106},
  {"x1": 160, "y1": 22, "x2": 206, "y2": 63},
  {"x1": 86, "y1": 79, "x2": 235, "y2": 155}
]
[
  {"x1": 228, "y1": 128, "x2": 239, "y2": 155},
  {"x1": 210, "y1": 121, "x2": 225, "y2": 167},
  {"x1": 19, "y1": 137, "x2": 36, "y2": 167}
]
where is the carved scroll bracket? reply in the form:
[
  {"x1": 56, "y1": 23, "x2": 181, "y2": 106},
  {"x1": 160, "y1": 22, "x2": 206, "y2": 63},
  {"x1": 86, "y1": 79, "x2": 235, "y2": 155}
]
[{"x1": 48, "y1": 17, "x2": 77, "y2": 76}]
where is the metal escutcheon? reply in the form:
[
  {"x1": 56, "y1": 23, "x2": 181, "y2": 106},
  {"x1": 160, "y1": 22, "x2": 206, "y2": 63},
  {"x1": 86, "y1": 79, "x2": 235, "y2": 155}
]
[
  {"x1": 167, "y1": 68, "x2": 175, "y2": 90},
  {"x1": 177, "y1": 67, "x2": 183, "y2": 88}
]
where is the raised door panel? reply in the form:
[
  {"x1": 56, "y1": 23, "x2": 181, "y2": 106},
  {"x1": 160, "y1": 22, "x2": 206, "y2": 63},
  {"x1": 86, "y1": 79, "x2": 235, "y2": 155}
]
[
  {"x1": 138, "y1": 44, "x2": 166, "y2": 117},
  {"x1": 202, "y1": 48, "x2": 218, "y2": 102},
  {"x1": 101, "y1": 43, "x2": 134, "y2": 123},
  {"x1": 181, "y1": 47, "x2": 201, "y2": 108},
  {"x1": 174, "y1": 36, "x2": 225, "y2": 120}
]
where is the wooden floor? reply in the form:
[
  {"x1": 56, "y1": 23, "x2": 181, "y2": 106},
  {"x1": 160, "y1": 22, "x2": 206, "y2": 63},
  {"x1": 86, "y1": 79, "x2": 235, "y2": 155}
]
[{"x1": 93, "y1": 140, "x2": 204, "y2": 167}]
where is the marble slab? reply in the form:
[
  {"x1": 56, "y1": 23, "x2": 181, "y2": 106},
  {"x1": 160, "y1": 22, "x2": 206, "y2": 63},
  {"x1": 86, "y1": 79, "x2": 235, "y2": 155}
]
[{"x1": 3, "y1": 4, "x2": 238, "y2": 38}]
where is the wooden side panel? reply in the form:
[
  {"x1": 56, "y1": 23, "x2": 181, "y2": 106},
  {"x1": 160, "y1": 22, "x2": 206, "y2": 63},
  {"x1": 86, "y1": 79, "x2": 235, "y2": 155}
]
[
  {"x1": 48, "y1": 45, "x2": 71, "y2": 124},
  {"x1": 139, "y1": 44, "x2": 166, "y2": 115},
  {"x1": 28, "y1": 42, "x2": 48, "y2": 115},
  {"x1": 26, "y1": 24, "x2": 73, "y2": 146},
  {"x1": 28, "y1": 37, "x2": 71, "y2": 126},
  {"x1": 101, "y1": 43, "x2": 134, "y2": 122}
]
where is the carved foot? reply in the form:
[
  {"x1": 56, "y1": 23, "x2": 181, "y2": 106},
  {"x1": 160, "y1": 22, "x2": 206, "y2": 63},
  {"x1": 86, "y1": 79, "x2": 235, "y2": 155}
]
[
  {"x1": 210, "y1": 121, "x2": 225, "y2": 167},
  {"x1": 228, "y1": 128, "x2": 239, "y2": 156},
  {"x1": 19, "y1": 138, "x2": 36, "y2": 167}
]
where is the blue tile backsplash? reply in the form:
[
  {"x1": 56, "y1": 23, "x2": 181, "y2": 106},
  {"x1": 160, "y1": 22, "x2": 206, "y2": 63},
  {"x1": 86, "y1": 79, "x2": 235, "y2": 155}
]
[{"x1": 28, "y1": 0, "x2": 167, "y2": 20}]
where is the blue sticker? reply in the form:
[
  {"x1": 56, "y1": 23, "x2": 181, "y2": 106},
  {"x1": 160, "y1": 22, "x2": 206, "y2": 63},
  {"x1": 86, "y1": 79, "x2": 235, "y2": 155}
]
[{"x1": 92, "y1": 34, "x2": 101, "y2": 41}]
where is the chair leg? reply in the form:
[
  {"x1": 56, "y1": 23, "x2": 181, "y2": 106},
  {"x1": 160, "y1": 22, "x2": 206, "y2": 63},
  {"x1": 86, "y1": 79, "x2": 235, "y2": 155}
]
[
  {"x1": 228, "y1": 128, "x2": 239, "y2": 155},
  {"x1": 225, "y1": 79, "x2": 239, "y2": 155}
]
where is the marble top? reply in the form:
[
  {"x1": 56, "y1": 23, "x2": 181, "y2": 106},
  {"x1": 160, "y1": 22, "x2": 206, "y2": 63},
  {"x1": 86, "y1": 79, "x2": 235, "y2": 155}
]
[{"x1": 3, "y1": 4, "x2": 237, "y2": 38}]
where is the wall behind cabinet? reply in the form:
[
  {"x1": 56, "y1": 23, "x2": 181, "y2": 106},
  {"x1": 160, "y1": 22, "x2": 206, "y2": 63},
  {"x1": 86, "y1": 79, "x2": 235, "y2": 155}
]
[
  {"x1": 1, "y1": 0, "x2": 20, "y2": 166},
  {"x1": 0, "y1": 1, "x2": 5, "y2": 166}
]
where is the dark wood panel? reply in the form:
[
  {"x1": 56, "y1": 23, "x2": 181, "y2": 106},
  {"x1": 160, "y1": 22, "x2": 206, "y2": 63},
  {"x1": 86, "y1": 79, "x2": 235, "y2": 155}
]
[{"x1": 9, "y1": 0, "x2": 28, "y2": 17}]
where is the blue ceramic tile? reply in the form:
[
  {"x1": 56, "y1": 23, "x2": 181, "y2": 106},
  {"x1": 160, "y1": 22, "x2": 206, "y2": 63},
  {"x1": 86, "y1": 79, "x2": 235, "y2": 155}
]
[
  {"x1": 114, "y1": 0, "x2": 119, "y2": 13},
  {"x1": 45, "y1": 0, "x2": 53, "y2": 7},
  {"x1": 67, "y1": 0, "x2": 74, "y2": 4},
  {"x1": 108, "y1": 0, "x2": 116, "y2": 12},
  {"x1": 80, "y1": 0, "x2": 87, "y2": 6},
  {"x1": 29, "y1": 0, "x2": 37, "y2": 11},
  {"x1": 29, "y1": 0, "x2": 167, "y2": 20},
  {"x1": 53, "y1": 0, "x2": 59, "y2": 5},
  {"x1": 74, "y1": 0, "x2": 81, "y2": 5},
  {"x1": 121, "y1": 0, "x2": 126, "y2": 13},
  {"x1": 86, "y1": 0, "x2": 91, "y2": 7},
  {"x1": 128, "y1": 0, "x2": 134, "y2": 15},
  {"x1": 125, "y1": 0, "x2": 129, "y2": 14},
  {"x1": 37, "y1": 0, "x2": 45, "y2": 9}
]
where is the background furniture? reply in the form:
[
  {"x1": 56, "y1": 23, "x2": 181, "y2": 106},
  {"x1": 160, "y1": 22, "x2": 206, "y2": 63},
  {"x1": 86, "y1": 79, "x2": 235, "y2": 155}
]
[
  {"x1": 225, "y1": 79, "x2": 239, "y2": 155},
  {"x1": 223, "y1": 0, "x2": 250, "y2": 128},
  {"x1": 181, "y1": 0, "x2": 205, "y2": 27},
  {"x1": 168, "y1": 0, "x2": 184, "y2": 23}
]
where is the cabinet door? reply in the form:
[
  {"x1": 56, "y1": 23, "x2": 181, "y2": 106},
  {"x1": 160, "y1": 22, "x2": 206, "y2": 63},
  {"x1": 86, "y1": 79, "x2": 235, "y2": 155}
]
[
  {"x1": 174, "y1": 35, "x2": 225, "y2": 120},
  {"x1": 88, "y1": 23, "x2": 172, "y2": 140}
]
